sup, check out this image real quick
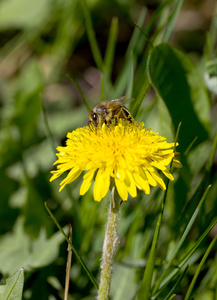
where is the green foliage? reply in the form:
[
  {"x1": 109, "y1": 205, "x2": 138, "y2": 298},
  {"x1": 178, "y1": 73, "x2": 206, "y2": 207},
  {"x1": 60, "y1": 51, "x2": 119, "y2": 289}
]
[
  {"x1": 0, "y1": 217, "x2": 67, "y2": 274},
  {"x1": 148, "y1": 43, "x2": 210, "y2": 152},
  {"x1": 0, "y1": 268, "x2": 24, "y2": 300},
  {"x1": 0, "y1": 0, "x2": 217, "y2": 299}
]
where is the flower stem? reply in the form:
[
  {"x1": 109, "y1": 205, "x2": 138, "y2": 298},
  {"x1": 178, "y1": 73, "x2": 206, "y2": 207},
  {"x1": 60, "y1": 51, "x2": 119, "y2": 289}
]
[{"x1": 97, "y1": 185, "x2": 120, "y2": 300}]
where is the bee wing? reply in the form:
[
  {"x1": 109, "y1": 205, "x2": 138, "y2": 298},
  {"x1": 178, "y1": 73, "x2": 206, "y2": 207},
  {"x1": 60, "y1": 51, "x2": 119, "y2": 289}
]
[{"x1": 110, "y1": 96, "x2": 134, "y2": 105}]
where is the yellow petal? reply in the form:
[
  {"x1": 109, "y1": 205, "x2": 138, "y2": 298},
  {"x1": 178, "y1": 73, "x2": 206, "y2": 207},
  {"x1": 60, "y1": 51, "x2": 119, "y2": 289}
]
[
  {"x1": 119, "y1": 157, "x2": 127, "y2": 169},
  {"x1": 144, "y1": 169, "x2": 157, "y2": 187},
  {"x1": 172, "y1": 159, "x2": 182, "y2": 168},
  {"x1": 50, "y1": 171, "x2": 62, "y2": 182},
  {"x1": 115, "y1": 167, "x2": 125, "y2": 180},
  {"x1": 50, "y1": 163, "x2": 74, "y2": 181},
  {"x1": 151, "y1": 161, "x2": 167, "y2": 171},
  {"x1": 59, "y1": 167, "x2": 82, "y2": 190},
  {"x1": 162, "y1": 168, "x2": 174, "y2": 181},
  {"x1": 151, "y1": 169, "x2": 166, "y2": 190},
  {"x1": 115, "y1": 178, "x2": 128, "y2": 201},
  {"x1": 100, "y1": 167, "x2": 111, "y2": 199},
  {"x1": 51, "y1": 119, "x2": 181, "y2": 199},
  {"x1": 93, "y1": 168, "x2": 110, "y2": 201},
  {"x1": 80, "y1": 169, "x2": 96, "y2": 195},
  {"x1": 152, "y1": 161, "x2": 174, "y2": 180},
  {"x1": 133, "y1": 172, "x2": 150, "y2": 194},
  {"x1": 160, "y1": 156, "x2": 174, "y2": 166},
  {"x1": 56, "y1": 162, "x2": 75, "y2": 172},
  {"x1": 160, "y1": 149, "x2": 174, "y2": 155},
  {"x1": 125, "y1": 171, "x2": 137, "y2": 198}
]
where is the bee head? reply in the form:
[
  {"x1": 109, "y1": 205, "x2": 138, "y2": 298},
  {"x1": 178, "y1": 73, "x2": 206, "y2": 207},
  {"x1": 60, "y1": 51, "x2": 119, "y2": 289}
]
[{"x1": 89, "y1": 111, "x2": 99, "y2": 127}]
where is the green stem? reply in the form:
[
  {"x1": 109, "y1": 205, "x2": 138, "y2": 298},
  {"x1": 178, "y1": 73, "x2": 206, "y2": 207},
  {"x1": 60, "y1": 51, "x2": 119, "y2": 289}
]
[{"x1": 97, "y1": 185, "x2": 120, "y2": 300}]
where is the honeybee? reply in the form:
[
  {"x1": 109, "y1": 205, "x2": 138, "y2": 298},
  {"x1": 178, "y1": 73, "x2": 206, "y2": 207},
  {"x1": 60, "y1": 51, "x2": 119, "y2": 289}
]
[{"x1": 89, "y1": 96, "x2": 134, "y2": 127}]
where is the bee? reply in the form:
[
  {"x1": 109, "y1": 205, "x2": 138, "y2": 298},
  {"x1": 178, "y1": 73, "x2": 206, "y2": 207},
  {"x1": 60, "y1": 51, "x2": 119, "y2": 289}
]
[{"x1": 89, "y1": 96, "x2": 134, "y2": 127}]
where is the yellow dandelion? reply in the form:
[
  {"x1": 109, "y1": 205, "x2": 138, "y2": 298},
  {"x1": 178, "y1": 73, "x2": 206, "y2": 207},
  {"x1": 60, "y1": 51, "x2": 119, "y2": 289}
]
[{"x1": 50, "y1": 120, "x2": 181, "y2": 202}]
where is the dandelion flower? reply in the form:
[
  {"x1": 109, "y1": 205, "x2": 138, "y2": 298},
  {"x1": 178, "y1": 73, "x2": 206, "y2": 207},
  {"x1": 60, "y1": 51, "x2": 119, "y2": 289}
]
[{"x1": 50, "y1": 120, "x2": 181, "y2": 201}]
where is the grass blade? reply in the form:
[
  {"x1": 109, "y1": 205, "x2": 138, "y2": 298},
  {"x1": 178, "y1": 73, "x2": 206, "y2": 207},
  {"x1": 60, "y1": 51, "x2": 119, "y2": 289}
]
[
  {"x1": 133, "y1": 0, "x2": 181, "y2": 116},
  {"x1": 64, "y1": 225, "x2": 72, "y2": 300},
  {"x1": 45, "y1": 202, "x2": 99, "y2": 290},
  {"x1": 153, "y1": 185, "x2": 212, "y2": 295},
  {"x1": 164, "y1": 266, "x2": 188, "y2": 300},
  {"x1": 100, "y1": 73, "x2": 105, "y2": 100},
  {"x1": 137, "y1": 178, "x2": 171, "y2": 300},
  {"x1": 126, "y1": 7, "x2": 148, "y2": 58},
  {"x1": 67, "y1": 74, "x2": 91, "y2": 111},
  {"x1": 184, "y1": 234, "x2": 217, "y2": 300},
  {"x1": 154, "y1": 217, "x2": 217, "y2": 298},
  {"x1": 114, "y1": 7, "x2": 147, "y2": 97},
  {"x1": 207, "y1": 2, "x2": 217, "y2": 57},
  {"x1": 162, "y1": 0, "x2": 184, "y2": 42},
  {"x1": 207, "y1": 133, "x2": 217, "y2": 176},
  {"x1": 137, "y1": 123, "x2": 181, "y2": 300},
  {"x1": 81, "y1": 0, "x2": 103, "y2": 70},
  {"x1": 126, "y1": 51, "x2": 134, "y2": 98},
  {"x1": 104, "y1": 16, "x2": 118, "y2": 81},
  {"x1": 40, "y1": 97, "x2": 57, "y2": 156}
]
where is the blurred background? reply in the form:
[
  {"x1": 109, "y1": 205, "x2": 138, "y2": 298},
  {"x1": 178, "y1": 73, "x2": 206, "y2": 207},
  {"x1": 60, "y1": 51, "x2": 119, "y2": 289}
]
[{"x1": 0, "y1": 0, "x2": 217, "y2": 299}]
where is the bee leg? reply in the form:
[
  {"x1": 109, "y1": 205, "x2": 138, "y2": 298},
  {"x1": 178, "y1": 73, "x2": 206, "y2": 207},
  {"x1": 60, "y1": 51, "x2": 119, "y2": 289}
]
[
  {"x1": 114, "y1": 115, "x2": 118, "y2": 125},
  {"x1": 122, "y1": 108, "x2": 133, "y2": 123},
  {"x1": 127, "y1": 115, "x2": 133, "y2": 123},
  {"x1": 103, "y1": 118, "x2": 108, "y2": 125},
  {"x1": 114, "y1": 110, "x2": 124, "y2": 125}
]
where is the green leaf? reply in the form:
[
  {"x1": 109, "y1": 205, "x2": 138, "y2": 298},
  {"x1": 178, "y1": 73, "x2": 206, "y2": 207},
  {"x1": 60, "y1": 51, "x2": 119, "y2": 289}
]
[
  {"x1": 17, "y1": 60, "x2": 44, "y2": 102},
  {"x1": 132, "y1": 1, "x2": 175, "y2": 115},
  {"x1": 110, "y1": 263, "x2": 137, "y2": 300},
  {"x1": 30, "y1": 228, "x2": 68, "y2": 268},
  {"x1": 13, "y1": 60, "x2": 44, "y2": 145},
  {"x1": 0, "y1": 169, "x2": 19, "y2": 232},
  {"x1": 0, "y1": 0, "x2": 52, "y2": 29},
  {"x1": 23, "y1": 176, "x2": 52, "y2": 238},
  {"x1": 0, "y1": 268, "x2": 24, "y2": 300},
  {"x1": 204, "y1": 59, "x2": 217, "y2": 94},
  {"x1": 0, "y1": 217, "x2": 66, "y2": 275},
  {"x1": 148, "y1": 43, "x2": 210, "y2": 152}
]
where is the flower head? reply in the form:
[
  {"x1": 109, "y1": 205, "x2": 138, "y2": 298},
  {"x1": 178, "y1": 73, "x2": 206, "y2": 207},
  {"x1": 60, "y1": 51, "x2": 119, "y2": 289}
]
[{"x1": 50, "y1": 120, "x2": 181, "y2": 201}]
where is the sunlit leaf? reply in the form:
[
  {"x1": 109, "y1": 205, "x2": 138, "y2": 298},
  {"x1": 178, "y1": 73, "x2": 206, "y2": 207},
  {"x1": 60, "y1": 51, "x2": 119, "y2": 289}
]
[
  {"x1": 0, "y1": 217, "x2": 66, "y2": 275},
  {"x1": 148, "y1": 43, "x2": 210, "y2": 153},
  {"x1": 0, "y1": 268, "x2": 24, "y2": 300}
]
